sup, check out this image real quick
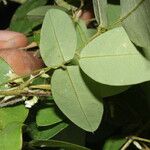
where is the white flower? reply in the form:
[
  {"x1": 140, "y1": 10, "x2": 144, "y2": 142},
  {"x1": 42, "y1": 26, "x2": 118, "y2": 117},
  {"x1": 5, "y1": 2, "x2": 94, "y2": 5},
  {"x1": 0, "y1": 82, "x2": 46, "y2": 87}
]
[
  {"x1": 6, "y1": 70, "x2": 24, "y2": 83},
  {"x1": 25, "y1": 96, "x2": 38, "y2": 108},
  {"x1": 41, "y1": 73, "x2": 50, "y2": 78}
]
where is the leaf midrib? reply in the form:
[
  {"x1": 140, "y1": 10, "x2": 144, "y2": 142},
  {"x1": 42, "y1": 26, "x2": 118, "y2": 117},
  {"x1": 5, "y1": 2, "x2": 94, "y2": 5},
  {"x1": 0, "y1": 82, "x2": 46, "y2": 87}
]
[
  {"x1": 49, "y1": 12, "x2": 66, "y2": 63},
  {"x1": 66, "y1": 68, "x2": 94, "y2": 131},
  {"x1": 80, "y1": 53, "x2": 138, "y2": 59}
]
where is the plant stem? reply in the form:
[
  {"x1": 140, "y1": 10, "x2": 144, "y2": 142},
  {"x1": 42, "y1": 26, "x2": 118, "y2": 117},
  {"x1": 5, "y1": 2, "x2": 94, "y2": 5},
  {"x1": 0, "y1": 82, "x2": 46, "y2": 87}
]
[
  {"x1": 132, "y1": 136, "x2": 150, "y2": 143},
  {"x1": 0, "y1": 88, "x2": 51, "y2": 97},
  {"x1": 109, "y1": 0, "x2": 145, "y2": 29},
  {"x1": 79, "y1": 0, "x2": 84, "y2": 9},
  {"x1": 0, "y1": 90, "x2": 51, "y2": 107},
  {"x1": 0, "y1": 66, "x2": 56, "y2": 88},
  {"x1": 29, "y1": 84, "x2": 51, "y2": 90},
  {"x1": 0, "y1": 89, "x2": 27, "y2": 96},
  {"x1": 121, "y1": 138, "x2": 133, "y2": 150},
  {"x1": 21, "y1": 90, "x2": 51, "y2": 97},
  {"x1": 18, "y1": 42, "x2": 38, "y2": 50},
  {"x1": 0, "y1": 97, "x2": 25, "y2": 107},
  {"x1": 121, "y1": 121, "x2": 150, "y2": 150},
  {"x1": 2, "y1": 0, "x2": 7, "y2": 5}
]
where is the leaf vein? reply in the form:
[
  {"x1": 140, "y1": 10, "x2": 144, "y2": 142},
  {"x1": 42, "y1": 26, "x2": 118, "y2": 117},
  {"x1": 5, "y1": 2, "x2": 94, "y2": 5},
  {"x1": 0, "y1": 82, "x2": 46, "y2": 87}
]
[
  {"x1": 49, "y1": 12, "x2": 65, "y2": 63},
  {"x1": 80, "y1": 53, "x2": 139, "y2": 59},
  {"x1": 66, "y1": 69, "x2": 93, "y2": 131}
]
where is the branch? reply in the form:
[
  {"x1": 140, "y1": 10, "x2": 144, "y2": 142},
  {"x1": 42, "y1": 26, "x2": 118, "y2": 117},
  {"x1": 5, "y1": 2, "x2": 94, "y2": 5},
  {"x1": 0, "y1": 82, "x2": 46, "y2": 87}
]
[
  {"x1": 121, "y1": 121, "x2": 150, "y2": 150},
  {"x1": 0, "y1": 97, "x2": 25, "y2": 107},
  {"x1": 0, "y1": 88, "x2": 51, "y2": 97},
  {"x1": 0, "y1": 90, "x2": 51, "y2": 107}
]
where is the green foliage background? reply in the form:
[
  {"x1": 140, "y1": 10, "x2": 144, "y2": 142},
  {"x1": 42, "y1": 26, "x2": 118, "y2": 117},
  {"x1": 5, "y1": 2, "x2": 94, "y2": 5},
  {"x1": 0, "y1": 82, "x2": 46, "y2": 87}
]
[{"x1": 0, "y1": 0, "x2": 150, "y2": 150}]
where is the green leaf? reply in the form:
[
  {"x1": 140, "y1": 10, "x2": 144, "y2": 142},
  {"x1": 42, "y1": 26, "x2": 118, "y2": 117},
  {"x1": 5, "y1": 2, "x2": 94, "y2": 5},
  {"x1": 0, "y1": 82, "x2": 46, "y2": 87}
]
[
  {"x1": 10, "y1": 18, "x2": 40, "y2": 33},
  {"x1": 71, "y1": 21, "x2": 87, "y2": 65},
  {"x1": 93, "y1": 0, "x2": 108, "y2": 27},
  {"x1": 72, "y1": 21, "x2": 96, "y2": 65},
  {"x1": 79, "y1": 27, "x2": 150, "y2": 86},
  {"x1": 75, "y1": 20, "x2": 88, "y2": 51},
  {"x1": 27, "y1": 5, "x2": 68, "y2": 21},
  {"x1": 27, "y1": 6, "x2": 51, "y2": 19},
  {"x1": 51, "y1": 66, "x2": 103, "y2": 132},
  {"x1": 55, "y1": 0, "x2": 77, "y2": 11},
  {"x1": 86, "y1": 29, "x2": 97, "y2": 39},
  {"x1": 36, "y1": 106, "x2": 63, "y2": 126},
  {"x1": 0, "y1": 105, "x2": 28, "y2": 129},
  {"x1": 100, "y1": 84, "x2": 129, "y2": 97},
  {"x1": 10, "y1": 0, "x2": 48, "y2": 33},
  {"x1": 0, "y1": 123, "x2": 23, "y2": 150},
  {"x1": 40, "y1": 8, "x2": 77, "y2": 67},
  {"x1": 11, "y1": 0, "x2": 47, "y2": 20},
  {"x1": 82, "y1": 73, "x2": 129, "y2": 97},
  {"x1": 121, "y1": 0, "x2": 150, "y2": 56},
  {"x1": 54, "y1": 125, "x2": 86, "y2": 146},
  {"x1": 107, "y1": 4, "x2": 121, "y2": 26},
  {"x1": 75, "y1": 20, "x2": 97, "y2": 52},
  {"x1": 103, "y1": 138, "x2": 127, "y2": 150},
  {"x1": 0, "y1": 58, "x2": 11, "y2": 87},
  {"x1": 30, "y1": 139, "x2": 90, "y2": 150},
  {"x1": 0, "y1": 105, "x2": 28, "y2": 150},
  {"x1": 28, "y1": 122, "x2": 68, "y2": 140}
]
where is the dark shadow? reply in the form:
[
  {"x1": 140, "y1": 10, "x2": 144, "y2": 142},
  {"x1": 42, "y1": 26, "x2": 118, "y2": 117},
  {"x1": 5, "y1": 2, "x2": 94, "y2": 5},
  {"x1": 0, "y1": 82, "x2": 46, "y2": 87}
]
[
  {"x1": 107, "y1": 0, "x2": 120, "y2": 5},
  {"x1": 79, "y1": 69, "x2": 150, "y2": 149},
  {"x1": 0, "y1": 1, "x2": 20, "y2": 29}
]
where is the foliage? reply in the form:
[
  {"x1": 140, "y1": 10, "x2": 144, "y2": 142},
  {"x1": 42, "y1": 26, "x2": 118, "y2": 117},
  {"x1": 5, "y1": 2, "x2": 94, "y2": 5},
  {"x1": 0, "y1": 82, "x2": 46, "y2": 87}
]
[{"x1": 0, "y1": 0, "x2": 150, "y2": 149}]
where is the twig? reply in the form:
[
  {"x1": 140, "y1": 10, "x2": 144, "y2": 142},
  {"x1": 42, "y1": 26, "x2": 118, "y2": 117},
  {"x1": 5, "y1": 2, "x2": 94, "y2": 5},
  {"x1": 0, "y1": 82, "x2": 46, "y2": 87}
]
[
  {"x1": 132, "y1": 136, "x2": 150, "y2": 143},
  {"x1": 142, "y1": 143, "x2": 150, "y2": 150},
  {"x1": 29, "y1": 84, "x2": 51, "y2": 90},
  {"x1": 21, "y1": 90, "x2": 51, "y2": 97},
  {"x1": 133, "y1": 141, "x2": 142, "y2": 150},
  {"x1": 0, "y1": 95, "x2": 15, "y2": 103},
  {"x1": 121, "y1": 138, "x2": 133, "y2": 150},
  {"x1": 0, "y1": 88, "x2": 28, "y2": 96},
  {"x1": 1, "y1": 0, "x2": 7, "y2": 5},
  {"x1": 0, "y1": 65, "x2": 56, "y2": 88},
  {"x1": 0, "y1": 88, "x2": 51, "y2": 97},
  {"x1": 18, "y1": 42, "x2": 38, "y2": 50},
  {"x1": 0, "y1": 90, "x2": 51, "y2": 107},
  {"x1": 79, "y1": 0, "x2": 84, "y2": 9},
  {"x1": 121, "y1": 121, "x2": 150, "y2": 150},
  {"x1": 0, "y1": 97, "x2": 25, "y2": 107},
  {"x1": 109, "y1": 0, "x2": 145, "y2": 29}
]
